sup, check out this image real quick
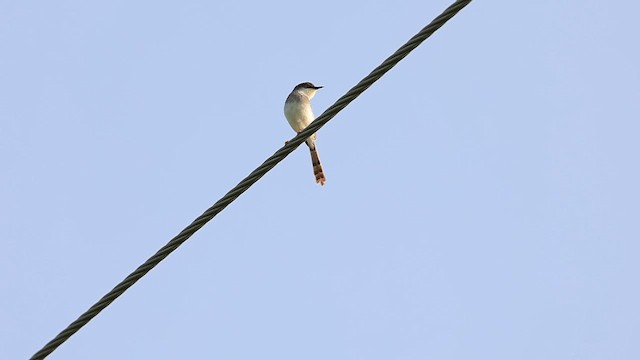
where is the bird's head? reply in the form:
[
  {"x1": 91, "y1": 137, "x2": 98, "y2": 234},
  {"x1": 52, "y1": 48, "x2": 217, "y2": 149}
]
[{"x1": 294, "y1": 82, "x2": 323, "y2": 99}]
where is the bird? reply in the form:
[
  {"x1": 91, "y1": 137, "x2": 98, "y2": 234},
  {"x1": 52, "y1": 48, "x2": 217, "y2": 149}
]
[{"x1": 284, "y1": 82, "x2": 326, "y2": 186}]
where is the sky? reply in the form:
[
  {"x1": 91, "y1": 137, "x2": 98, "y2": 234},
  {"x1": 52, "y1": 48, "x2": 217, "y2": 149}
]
[{"x1": 2, "y1": 0, "x2": 639, "y2": 359}]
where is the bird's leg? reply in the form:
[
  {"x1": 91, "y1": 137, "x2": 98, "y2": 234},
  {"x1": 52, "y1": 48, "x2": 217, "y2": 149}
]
[{"x1": 284, "y1": 132, "x2": 302, "y2": 145}]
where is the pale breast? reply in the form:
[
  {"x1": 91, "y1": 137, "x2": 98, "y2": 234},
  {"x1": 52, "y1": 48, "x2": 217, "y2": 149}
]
[{"x1": 284, "y1": 92, "x2": 315, "y2": 133}]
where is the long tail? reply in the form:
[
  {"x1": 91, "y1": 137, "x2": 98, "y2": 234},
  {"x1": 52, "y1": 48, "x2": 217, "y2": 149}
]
[{"x1": 309, "y1": 146, "x2": 326, "y2": 186}]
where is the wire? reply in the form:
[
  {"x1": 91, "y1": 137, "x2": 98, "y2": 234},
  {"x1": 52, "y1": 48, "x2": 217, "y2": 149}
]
[{"x1": 30, "y1": 1, "x2": 472, "y2": 358}]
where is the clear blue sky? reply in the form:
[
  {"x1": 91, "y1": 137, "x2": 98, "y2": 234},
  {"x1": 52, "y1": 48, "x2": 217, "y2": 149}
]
[{"x1": 2, "y1": 1, "x2": 639, "y2": 359}]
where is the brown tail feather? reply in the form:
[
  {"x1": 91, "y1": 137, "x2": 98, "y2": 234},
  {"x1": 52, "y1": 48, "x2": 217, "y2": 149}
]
[{"x1": 309, "y1": 147, "x2": 326, "y2": 186}]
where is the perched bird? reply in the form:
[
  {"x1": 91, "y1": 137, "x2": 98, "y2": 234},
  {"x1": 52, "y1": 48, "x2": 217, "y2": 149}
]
[{"x1": 284, "y1": 82, "x2": 326, "y2": 186}]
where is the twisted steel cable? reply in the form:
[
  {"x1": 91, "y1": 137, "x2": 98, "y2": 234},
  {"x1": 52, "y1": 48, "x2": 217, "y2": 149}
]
[{"x1": 30, "y1": 1, "x2": 472, "y2": 358}]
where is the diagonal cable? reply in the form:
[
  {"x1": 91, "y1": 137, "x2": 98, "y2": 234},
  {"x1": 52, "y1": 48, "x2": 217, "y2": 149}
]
[{"x1": 30, "y1": 1, "x2": 472, "y2": 358}]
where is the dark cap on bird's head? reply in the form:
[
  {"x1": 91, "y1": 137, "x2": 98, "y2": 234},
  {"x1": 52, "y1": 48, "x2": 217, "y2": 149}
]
[{"x1": 295, "y1": 82, "x2": 323, "y2": 90}]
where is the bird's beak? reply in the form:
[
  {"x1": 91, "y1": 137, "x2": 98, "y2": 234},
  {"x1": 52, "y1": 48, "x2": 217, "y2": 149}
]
[{"x1": 314, "y1": 85, "x2": 324, "y2": 89}]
